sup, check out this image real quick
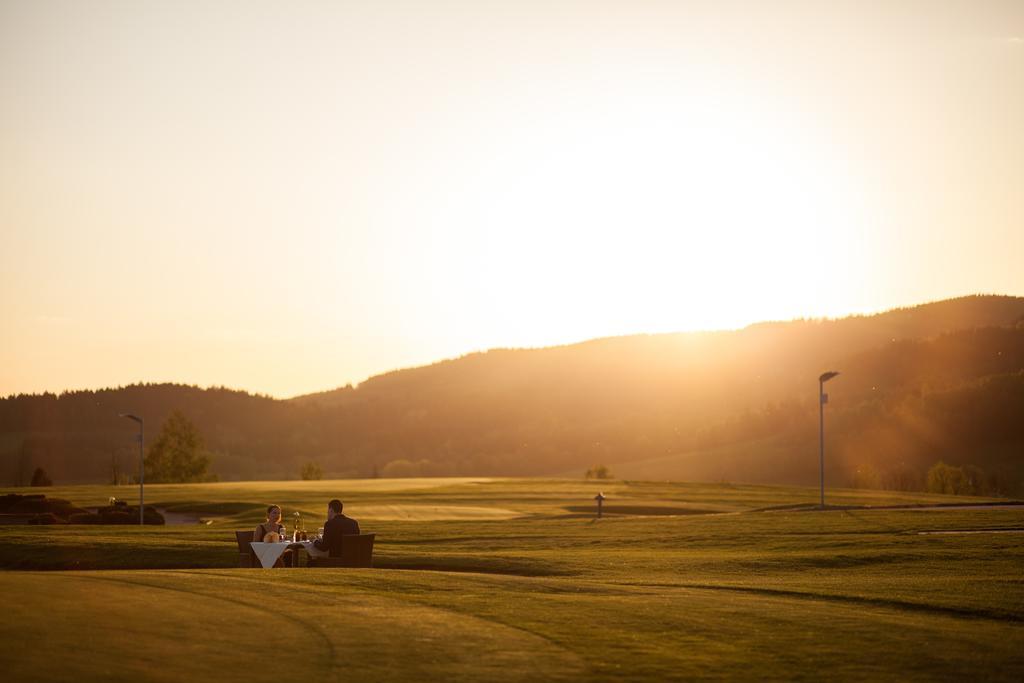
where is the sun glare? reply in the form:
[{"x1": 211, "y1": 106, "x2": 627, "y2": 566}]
[
  {"x1": 411, "y1": 81, "x2": 869, "y2": 347},
  {"x1": 1, "y1": 1, "x2": 1020, "y2": 397}
]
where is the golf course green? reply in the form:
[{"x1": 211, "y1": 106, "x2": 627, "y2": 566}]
[{"x1": 1, "y1": 478, "x2": 1022, "y2": 681}]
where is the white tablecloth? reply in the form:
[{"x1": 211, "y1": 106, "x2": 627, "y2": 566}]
[
  {"x1": 250, "y1": 540, "x2": 327, "y2": 568},
  {"x1": 249, "y1": 541, "x2": 292, "y2": 568}
]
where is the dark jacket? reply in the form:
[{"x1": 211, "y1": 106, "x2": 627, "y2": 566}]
[{"x1": 314, "y1": 514, "x2": 360, "y2": 557}]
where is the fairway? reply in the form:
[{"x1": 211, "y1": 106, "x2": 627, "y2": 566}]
[
  {"x1": 354, "y1": 503, "x2": 521, "y2": 520},
  {"x1": 4, "y1": 571, "x2": 586, "y2": 683},
  {"x1": 2, "y1": 478, "x2": 1022, "y2": 681}
]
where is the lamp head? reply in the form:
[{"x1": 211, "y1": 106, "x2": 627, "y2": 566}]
[
  {"x1": 119, "y1": 413, "x2": 143, "y2": 424},
  {"x1": 819, "y1": 371, "x2": 840, "y2": 383}
]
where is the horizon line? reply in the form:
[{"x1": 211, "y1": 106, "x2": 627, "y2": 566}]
[{"x1": 4, "y1": 292, "x2": 1018, "y2": 402}]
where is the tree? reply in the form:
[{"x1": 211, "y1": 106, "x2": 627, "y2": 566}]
[
  {"x1": 586, "y1": 464, "x2": 613, "y2": 480},
  {"x1": 30, "y1": 467, "x2": 53, "y2": 487},
  {"x1": 144, "y1": 410, "x2": 213, "y2": 483},
  {"x1": 300, "y1": 462, "x2": 322, "y2": 480},
  {"x1": 927, "y1": 461, "x2": 969, "y2": 495}
]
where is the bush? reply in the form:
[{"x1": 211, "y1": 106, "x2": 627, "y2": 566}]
[
  {"x1": 68, "y1": 507, "x2": 165, "y2": 525},
  {"x1": 28, "y1": 513, "x2": 61, "y2": 525},
  {"x1": 585, "y1": 465, "x2": 613, "y2": 480},
  {"x1": 0, "y1": 494, "x2": 87, "y2": 521},
  {"x1": 99, "y1": 511, "x2": 134, "y2": 524},
  {"x1": 67, "y1": 512, "x2": 102, "y2": 524}
]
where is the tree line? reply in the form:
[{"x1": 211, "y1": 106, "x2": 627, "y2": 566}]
[{"x1": 1, "y1": 296, "x2": 1022, "y2": 492}]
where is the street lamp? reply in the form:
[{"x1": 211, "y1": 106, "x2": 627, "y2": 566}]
[
  {"x1": 818, "y1": 371, "x2": 839, "y2": 508},
  {"x1": 119, "y1": 413, "x2": 145, "y2": 525}
]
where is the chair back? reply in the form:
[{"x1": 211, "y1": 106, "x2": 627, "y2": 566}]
[
  {"x1": 308, "y1": 534, "x2": 375, "y2": 569},
  {"x1": 234, "y1": 530, "x2": 254, "y2": 553},
  {"x1": 342, "y1": 533, "x2": 375, "y2": 568}
]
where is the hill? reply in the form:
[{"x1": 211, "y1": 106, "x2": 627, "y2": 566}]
[{"x1": 2, "y1": 294, "x2": 1023, "y2": 491}]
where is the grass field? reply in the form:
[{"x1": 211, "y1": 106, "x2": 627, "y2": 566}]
[{"x1": 1, "y1": 478, "x2": 1022, "y2": 681}]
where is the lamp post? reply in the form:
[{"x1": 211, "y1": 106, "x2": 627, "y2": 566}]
[
  {"x1": 818, "y1": 372, "x2": 839, "y2": 508},
  {"x1": 119, "y1": 413, "x2": 144, "y2": 525}
]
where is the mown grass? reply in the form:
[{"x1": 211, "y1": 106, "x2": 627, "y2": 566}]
[{"x1": 0, "y1": 478, "x2": 1021, "y2": 681}]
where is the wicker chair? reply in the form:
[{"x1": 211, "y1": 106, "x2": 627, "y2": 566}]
[
  {"x1": 307, "y1": 533, "x2": 375, "y2": 568},
  {"x1": 234, "y1": 530, "x2": 256, "y2": 567}
]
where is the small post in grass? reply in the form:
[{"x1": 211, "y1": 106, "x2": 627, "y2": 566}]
[{"x1": 594, "y1": 492, "x2": 605, "y2": 518}]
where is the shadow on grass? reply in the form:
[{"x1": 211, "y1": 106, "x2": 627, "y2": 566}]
[
  {"x1": 374, "y1": 555, "x2": 575, "y2": 577},
  {"x1": 735, "y1": 552, "x2": 927, "y2": 571},
  {"x1": 561, "y1": 505, "x2": 720, "y2": 516},
  {"x1": 156, "y1": 501, "x2": 266, "y2": 516},
  {"x1": 632, "y1": 581, "x2": 1024, "y2": 623}
]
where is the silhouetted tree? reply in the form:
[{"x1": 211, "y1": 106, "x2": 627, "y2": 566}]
[
  {"x1": 30, "y1": 467, "x2": 52, "y2": 487},
  {"x1": 927, "y1": 461, "x2": 970, "y2": 495},
  {"x1": 144, "y1": 410, "x2": 212, "y2": 483},
  {"x1": 300, "y1": 462, "x2": 322, "y2": 480}
]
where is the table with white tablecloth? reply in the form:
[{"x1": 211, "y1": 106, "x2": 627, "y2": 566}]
[{"x1": 250, "y1": 540, "x2": 328, "y2": 568}]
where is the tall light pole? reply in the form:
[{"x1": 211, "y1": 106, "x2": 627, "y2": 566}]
[
  {"x1": 119, "y1": 413, "x2": 144, "y2": 525},
  {"x1": 818, "y1": 372, "x2": 839, "y2": 508}
]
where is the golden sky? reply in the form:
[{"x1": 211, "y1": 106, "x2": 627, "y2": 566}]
[{"x1": 1, "y1": 1, "x2": 1022, "y2": 398}]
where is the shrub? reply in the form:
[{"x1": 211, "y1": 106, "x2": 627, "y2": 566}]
[
  {"x1": 98, "y1": 511, "x2": 132, "y2": 524},
  {"x1": 0, "y1": 494, "x2": 87, "y2": 520},
  {"x1": 28, "y1": 513, "x2": 61, "y2": 525},
  {"x1": 69, "y1": 507, "x2": 165, "y2": 525},
  {"x1": 67, "y1": 512, "x2": 102, "y2": 524}
]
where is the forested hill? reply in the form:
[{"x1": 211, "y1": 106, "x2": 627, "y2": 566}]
[{"x1": 3, "y1": 295, "x2": 1023, "y2": 491}]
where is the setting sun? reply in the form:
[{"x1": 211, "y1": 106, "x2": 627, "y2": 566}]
[{"x1": 2, "y1": 1, "x2": 1021, "y2": 399}]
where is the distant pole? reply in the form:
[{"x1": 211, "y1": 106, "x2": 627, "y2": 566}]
[
  {"x1": 594, "y1": 492, "x2": 605, "y2": 518},
  {"x1": 818, "y1": 372, "x2": 839, "y2": 509},
  {"x1": 120, "y1": 414, "x2": 145, "y2": 524}
]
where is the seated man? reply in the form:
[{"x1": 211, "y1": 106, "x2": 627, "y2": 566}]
[{"x1": 312, "y1": 498, "x2": 360, "y2": 557}]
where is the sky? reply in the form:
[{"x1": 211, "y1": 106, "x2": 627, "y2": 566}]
[{"x1": 1, "y1": 1, "x2": 1022, "y2": 398}]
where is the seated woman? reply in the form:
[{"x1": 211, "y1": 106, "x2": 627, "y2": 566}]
[{"x1": 253, "y1": 504, "x2": 294, "y2": 567}]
